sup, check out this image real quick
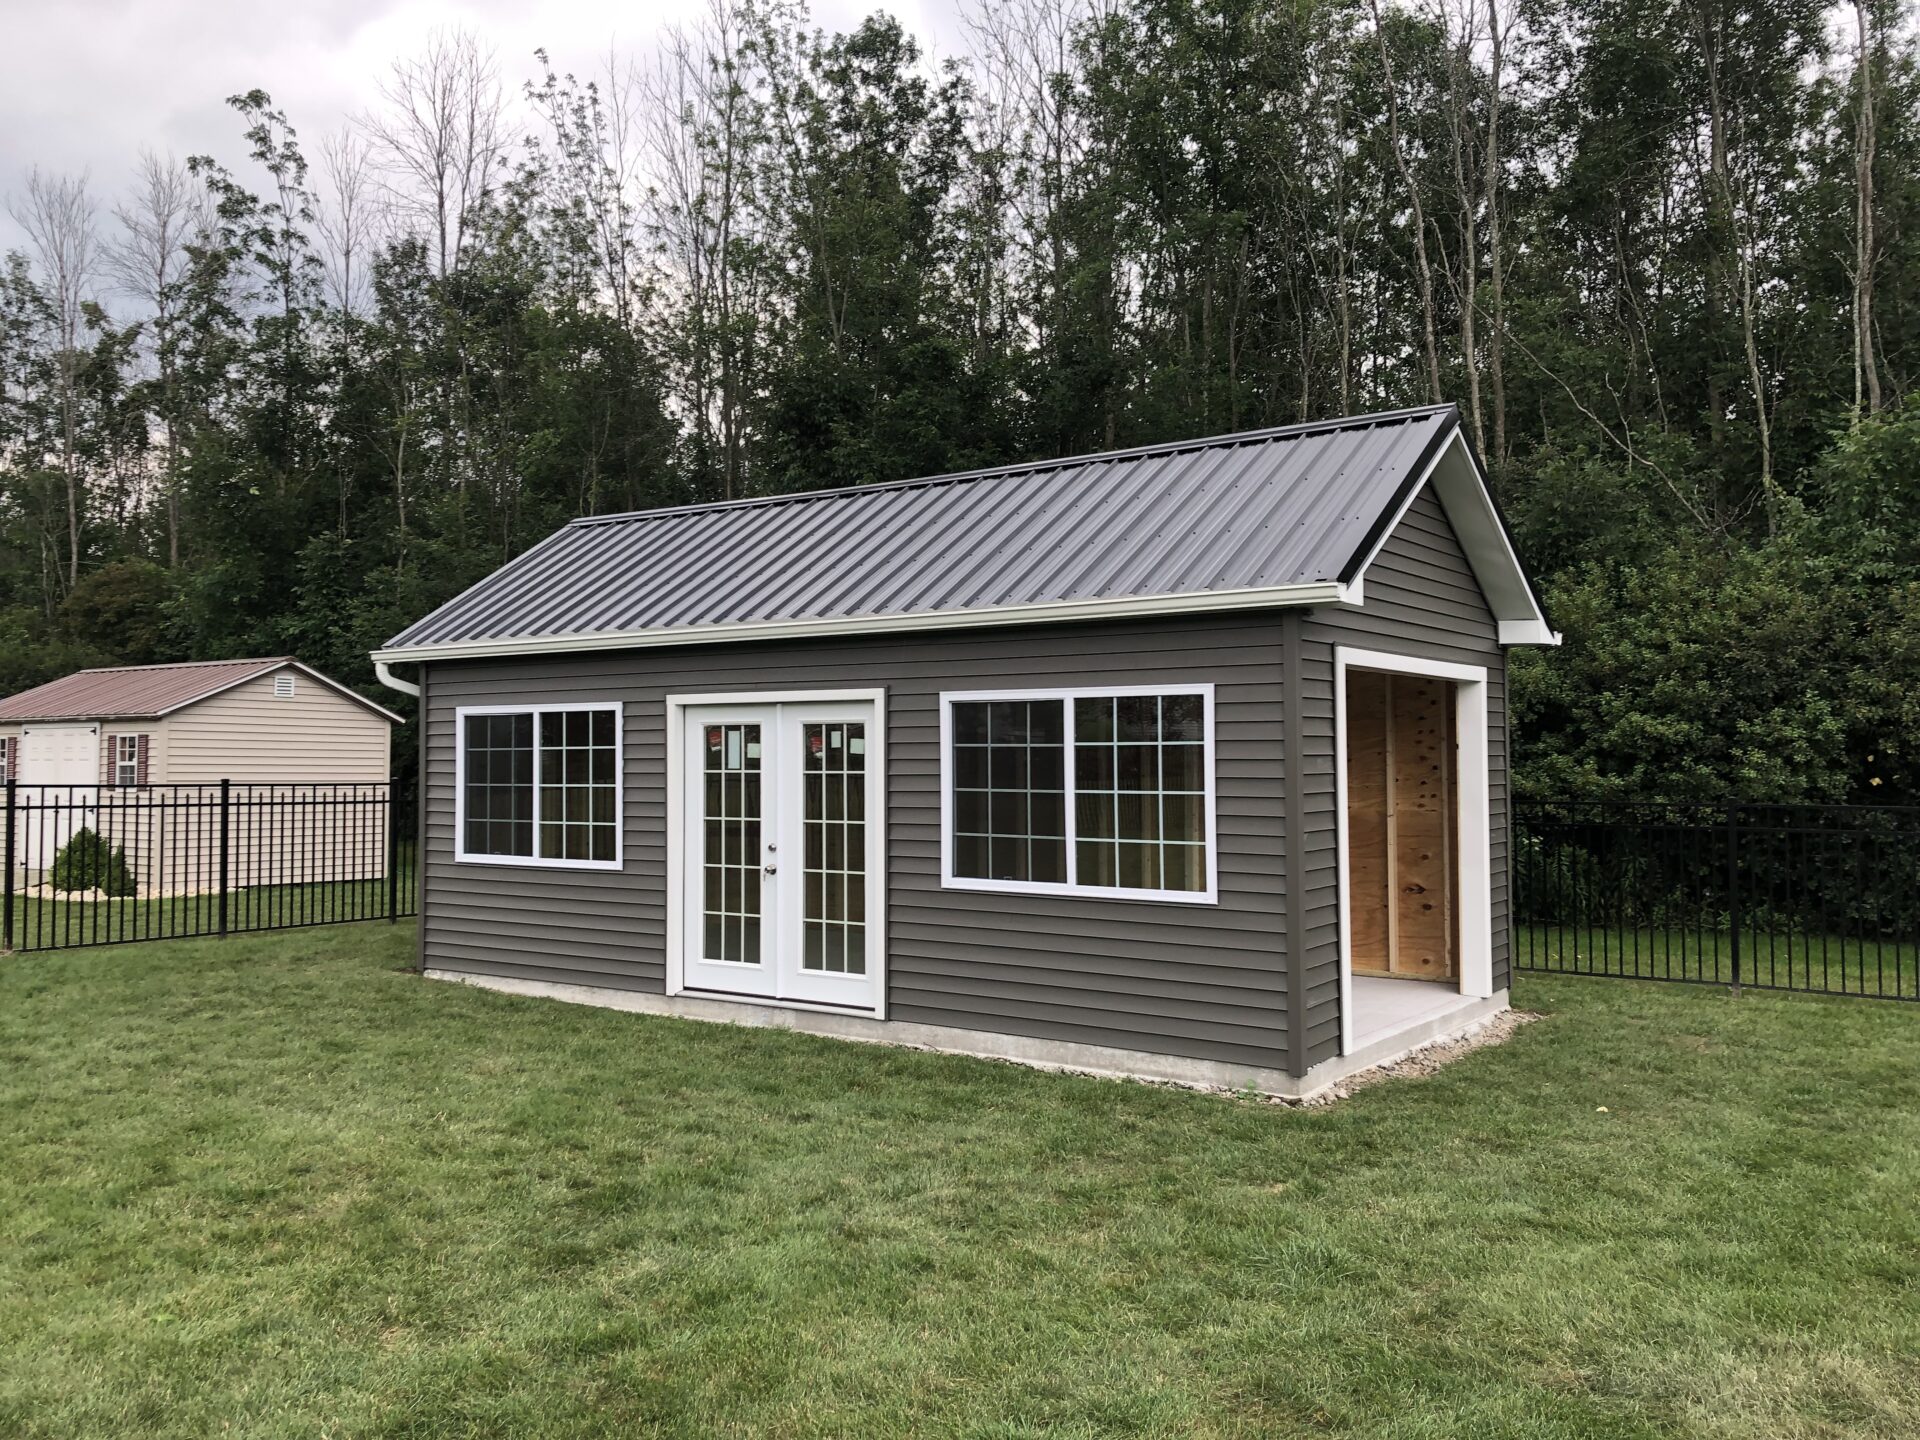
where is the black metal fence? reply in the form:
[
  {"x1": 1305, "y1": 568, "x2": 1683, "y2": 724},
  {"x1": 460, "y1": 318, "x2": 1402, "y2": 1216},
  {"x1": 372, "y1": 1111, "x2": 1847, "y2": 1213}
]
[
  {"x1": 3, "y1": 780, "x2": 417, "y2": 953},
  {"x1": 1513, "y1": 801, "x2": 1920, "y2": 1000}
]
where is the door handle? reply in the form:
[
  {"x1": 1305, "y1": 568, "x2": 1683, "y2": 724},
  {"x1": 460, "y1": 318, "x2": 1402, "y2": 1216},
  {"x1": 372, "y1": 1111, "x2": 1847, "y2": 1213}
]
[{"x1": 763, "y1": 864, "x2": 778, "y2": 876}]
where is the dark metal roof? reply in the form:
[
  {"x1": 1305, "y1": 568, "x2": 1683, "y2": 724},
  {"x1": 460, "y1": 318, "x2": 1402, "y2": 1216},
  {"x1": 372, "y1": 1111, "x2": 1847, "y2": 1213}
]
[{"x1": 381, "y1": 405, "x2": 1463, "y2": 655}]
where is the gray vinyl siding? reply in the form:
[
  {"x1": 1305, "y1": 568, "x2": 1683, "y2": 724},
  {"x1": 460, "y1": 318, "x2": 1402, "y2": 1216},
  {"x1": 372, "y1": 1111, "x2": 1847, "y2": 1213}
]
[
  {"x1": 1298, "y1": 483, "x2": 1510, "y2": 1067},
  {"x1": 422, "y1": 613, "x2": 1293, "y2": 1070}
]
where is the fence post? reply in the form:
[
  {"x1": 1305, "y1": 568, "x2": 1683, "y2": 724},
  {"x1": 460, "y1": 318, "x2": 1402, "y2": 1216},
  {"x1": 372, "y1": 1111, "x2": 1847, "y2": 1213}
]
[
  {"x1": 218, "y1": 779, "x2": 230, "y2": 938},
  {"x1": 3, "y1": 780, "x2": 15, "y2": 952},
  {"x1": 1726, "y1": 803, "x2": 1742, "y2": 995},
  {"x1": 387, "y1": 776, "x2": 399, "y2": 923}
]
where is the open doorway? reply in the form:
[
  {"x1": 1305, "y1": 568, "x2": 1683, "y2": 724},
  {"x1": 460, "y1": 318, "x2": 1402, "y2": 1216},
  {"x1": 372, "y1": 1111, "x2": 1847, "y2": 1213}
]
[
  {"x1": 1335, "y1": 649, "x2": 1495, "y2": 1054},
  {"x1": 1345, "y1": 670, "x2": 1458, "y2": 984}
]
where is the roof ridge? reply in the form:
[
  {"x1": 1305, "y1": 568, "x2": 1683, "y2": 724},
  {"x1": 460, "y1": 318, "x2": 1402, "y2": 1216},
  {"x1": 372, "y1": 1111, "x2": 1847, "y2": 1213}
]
[
  {"x1": 570, "y1": 404, "x2": 1459, "y2": 530},
  {"x1": 71, "y1": 656, "x2": 290, "y2": 675}
]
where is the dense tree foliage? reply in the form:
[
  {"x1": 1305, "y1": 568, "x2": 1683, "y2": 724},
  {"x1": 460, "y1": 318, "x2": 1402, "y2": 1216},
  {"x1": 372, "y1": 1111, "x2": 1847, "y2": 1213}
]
[{"x1": 1, "y1": 0, "x2": 1915, "y2": 801}]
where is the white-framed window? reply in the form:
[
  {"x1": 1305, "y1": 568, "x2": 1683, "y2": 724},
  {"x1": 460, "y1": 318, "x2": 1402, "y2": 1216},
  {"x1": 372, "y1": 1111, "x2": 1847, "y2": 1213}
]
[
  {"x1": 0, "y1": 735, "x2": 11, "y2": 781},
  {"x1": 940, "y1": 685, "x2": 1216, "y2": 903},
  {"x1": 114, "y1": 734, "x2": 142, "y2": 788},
  {"x1": 455, "y1": 703, "x2": 623, "y2": 869}
]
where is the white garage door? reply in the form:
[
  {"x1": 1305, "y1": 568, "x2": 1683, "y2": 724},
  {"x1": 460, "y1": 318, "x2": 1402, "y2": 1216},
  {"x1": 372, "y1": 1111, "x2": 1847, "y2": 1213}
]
[
  {"x1": 17, "y1": 724, "x2": 100, "y2": 873},
  {"x1": 21, "y1": 724, "x2": 101, "y2": 786}
]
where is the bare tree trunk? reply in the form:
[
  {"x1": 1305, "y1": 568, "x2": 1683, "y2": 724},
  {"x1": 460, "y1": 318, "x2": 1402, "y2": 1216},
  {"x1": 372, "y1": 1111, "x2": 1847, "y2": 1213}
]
[
  {"x1": 316, "y1": 130, "x2": 379, "y2": 318},
  {"x1": 11, "y1": 169, "x2": 99, "y2": 593},
  {"x1": 1696, "y1": 1, "x2": 1778, "y2": 527},
  {"x1": 364, "y1": 28, "x2": 503, "y2": 280},
  {"x1": 107, "y1": 152, "x2": 196, "y2": 567},
  {"x1": 1696, "y1": 1, "x2": 1730, "y2": 477},
  {"x1": 365, "y1": 27, "x2": 504, "y2": 509},
  {"x1": 1852, "y1": 0, "x2": 1883, "y2": 420},
  {"x1": 1733, "y1": 211, "x2": 1774, "y2": 523},
  {"x1": 1483, "y1": 0, "x2": 1509, "y2": 464},
  {"x1": 1369, "y1": 0, "x2": 1443, "y2": 404},
  {"x1": 641, "y1": 0, "x2": 760, "y2": 502},
  {"x1": 1439, "y1": 0, "x2": 1483, "y2": 449}
]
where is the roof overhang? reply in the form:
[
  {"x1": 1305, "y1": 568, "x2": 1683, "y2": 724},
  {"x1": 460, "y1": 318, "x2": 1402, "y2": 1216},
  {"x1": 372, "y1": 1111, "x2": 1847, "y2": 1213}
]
[
  {"x1": 1338, "y1": 426, "x2": 1560, "y2": 646},
  {"x1": 370, "y1": 581, "x2": 1356, "y2": 665},
  {"x1": 142, "y1": 659, "x2": 407, "y2": 725}
]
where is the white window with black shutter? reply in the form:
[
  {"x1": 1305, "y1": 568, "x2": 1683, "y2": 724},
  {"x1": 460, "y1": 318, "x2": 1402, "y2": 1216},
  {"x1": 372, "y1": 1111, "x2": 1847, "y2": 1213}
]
[
  {"x1": 113, "y1": 734, "x2": 142, "y2": 788},
  {"x1": 939, "y1": 685, "x2": 1216, "y2": 903},
  {"x1": 454, "y1": 704, "x2": 622, "y2": 869}
]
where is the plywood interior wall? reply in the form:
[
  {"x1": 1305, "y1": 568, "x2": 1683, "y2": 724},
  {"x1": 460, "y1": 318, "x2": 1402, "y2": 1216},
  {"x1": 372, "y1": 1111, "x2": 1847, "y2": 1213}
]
[{"x1": 1345, "y1": 671, "x2": 1458, "y2": 982}]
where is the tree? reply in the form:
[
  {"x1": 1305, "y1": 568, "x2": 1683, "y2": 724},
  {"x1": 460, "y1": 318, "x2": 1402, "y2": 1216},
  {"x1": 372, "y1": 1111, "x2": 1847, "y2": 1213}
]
[
  {"x1": 106, "y1": 151, "x2": 199, "y2": 566},
  {"x1": 8, "y1": 169, "x2": 100, "y2": 591}
]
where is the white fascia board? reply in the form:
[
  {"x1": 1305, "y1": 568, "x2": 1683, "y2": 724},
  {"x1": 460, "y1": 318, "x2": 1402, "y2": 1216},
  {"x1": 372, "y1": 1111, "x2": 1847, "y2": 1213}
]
[
  {"x1": 1346, "y1": 429, "x2": 1559, "y2": 647},
  {"x1": 1498, "y1": 620, "x2": 1563, "y2": 647},
  {"x1": 371, "y1": 581, "x2": 1353, "y2": 665}
]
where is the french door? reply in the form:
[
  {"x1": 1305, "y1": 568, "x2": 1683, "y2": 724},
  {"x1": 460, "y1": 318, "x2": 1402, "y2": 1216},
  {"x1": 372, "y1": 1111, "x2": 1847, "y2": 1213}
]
[{"x1": 679, "y1": 698, "x2": 880, "y2": 1010}]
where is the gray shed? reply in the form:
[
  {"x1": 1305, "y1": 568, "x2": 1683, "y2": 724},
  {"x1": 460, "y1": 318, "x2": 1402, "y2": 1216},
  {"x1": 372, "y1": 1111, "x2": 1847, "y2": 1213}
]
[{"x1": 375, "y1": 404, "x2": 1557, "y2": 1098}]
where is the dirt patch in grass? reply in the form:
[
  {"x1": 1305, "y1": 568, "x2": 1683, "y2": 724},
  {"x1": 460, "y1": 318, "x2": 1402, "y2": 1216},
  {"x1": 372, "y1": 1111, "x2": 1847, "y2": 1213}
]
[{"x1": 1296, "y1": 1006, "x2": 1542, "y2": 1105}]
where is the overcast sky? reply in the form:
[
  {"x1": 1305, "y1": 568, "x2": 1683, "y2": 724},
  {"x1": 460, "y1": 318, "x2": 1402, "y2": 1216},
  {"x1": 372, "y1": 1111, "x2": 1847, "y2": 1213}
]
[{"x1": 1, "y1": 0, "x2": 959, "y2": 257}]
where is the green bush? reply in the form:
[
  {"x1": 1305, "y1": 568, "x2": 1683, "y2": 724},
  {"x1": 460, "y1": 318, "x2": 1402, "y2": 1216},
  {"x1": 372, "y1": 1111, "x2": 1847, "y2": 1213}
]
[{"x1": 50, "y1": 827, "x2": 137, "y2": 897}]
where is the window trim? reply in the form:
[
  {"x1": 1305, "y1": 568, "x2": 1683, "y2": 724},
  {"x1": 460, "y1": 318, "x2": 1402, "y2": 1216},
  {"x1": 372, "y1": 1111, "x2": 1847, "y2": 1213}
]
[
  {"x1": 113, "y1": 734, "x2": 142, "y2": 789},
  {"x1": 939, "y1": 684, "x2": 1218, "y2": 905},
  {"x1": 453, "y1": 702, "x2": 624, "y2": 871}
]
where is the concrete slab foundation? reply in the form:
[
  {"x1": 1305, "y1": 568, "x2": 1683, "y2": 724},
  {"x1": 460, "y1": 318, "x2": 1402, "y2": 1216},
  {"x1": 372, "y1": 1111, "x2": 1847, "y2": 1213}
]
[{"x1": 424, "y1": 968, "x2": 1512, "y2": 1102}]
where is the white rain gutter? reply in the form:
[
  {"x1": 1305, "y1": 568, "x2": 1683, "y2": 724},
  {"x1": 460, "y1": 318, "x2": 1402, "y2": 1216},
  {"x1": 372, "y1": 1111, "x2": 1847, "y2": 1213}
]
[
  {"x1": 370, "y1": 581, "x2": 1359, "y2": 666},
  {"x1": 374, "y1": 660, "x2": 421, "y2": 698}
]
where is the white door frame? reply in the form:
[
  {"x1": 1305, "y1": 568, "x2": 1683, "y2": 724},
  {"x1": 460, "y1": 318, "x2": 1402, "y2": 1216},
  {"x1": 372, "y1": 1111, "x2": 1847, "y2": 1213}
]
[
  {"x1": 1332, "y1": 647, "x2": 1494, "y2": 1054},
  {"x1": 665, "y1": 688, "x2": 888, "y2": 1017}
]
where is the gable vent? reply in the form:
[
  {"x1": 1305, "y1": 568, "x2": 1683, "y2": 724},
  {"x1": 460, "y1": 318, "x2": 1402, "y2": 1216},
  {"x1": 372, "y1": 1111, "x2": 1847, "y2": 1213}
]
[{"x1": 274, "y1": 673, "x2": 296, "y2": 698}]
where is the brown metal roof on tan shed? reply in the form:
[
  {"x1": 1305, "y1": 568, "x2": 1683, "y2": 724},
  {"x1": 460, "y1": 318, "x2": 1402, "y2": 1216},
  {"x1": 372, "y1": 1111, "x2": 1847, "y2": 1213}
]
[{"x1": 0, "y1": 658, "x2": 403, "y2": 724}]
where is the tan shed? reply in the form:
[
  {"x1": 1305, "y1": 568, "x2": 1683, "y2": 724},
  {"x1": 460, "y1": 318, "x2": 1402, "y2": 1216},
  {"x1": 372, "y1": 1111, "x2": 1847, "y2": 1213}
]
[{"x1": 0, "y1": 658, "x2": 400, "y2": 895}]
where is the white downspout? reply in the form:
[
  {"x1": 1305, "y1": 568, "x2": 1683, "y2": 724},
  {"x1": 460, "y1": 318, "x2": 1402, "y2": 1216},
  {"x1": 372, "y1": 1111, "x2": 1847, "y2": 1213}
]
[{"x1": 374, "y1": 661, "x2": 420, "y2": 698}]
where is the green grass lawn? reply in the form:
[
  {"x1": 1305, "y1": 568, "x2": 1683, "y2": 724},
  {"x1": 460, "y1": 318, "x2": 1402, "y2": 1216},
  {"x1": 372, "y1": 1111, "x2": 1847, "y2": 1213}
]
[{"x1": 3, "y1": 927, "x2": 1917, "y2": 1438}]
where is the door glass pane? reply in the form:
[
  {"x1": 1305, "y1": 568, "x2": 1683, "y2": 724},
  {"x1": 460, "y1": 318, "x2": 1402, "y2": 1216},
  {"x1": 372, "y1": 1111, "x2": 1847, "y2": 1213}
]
[
  {"x1": 701, "y1": 722, "x2": 762, "y2": 964},
  {"x1": 802, "y1": 721, "x2": 867, "y2": 975}
]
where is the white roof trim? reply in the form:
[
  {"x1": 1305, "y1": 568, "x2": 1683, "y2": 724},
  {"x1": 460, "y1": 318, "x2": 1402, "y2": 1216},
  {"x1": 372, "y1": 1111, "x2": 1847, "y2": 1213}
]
[
  {"x1": 372, "y1": 581, "x2": 1355, "y2": 664},
  {"x1": 1346, "y1": 428, "x2": 1560, "y2": 646}
]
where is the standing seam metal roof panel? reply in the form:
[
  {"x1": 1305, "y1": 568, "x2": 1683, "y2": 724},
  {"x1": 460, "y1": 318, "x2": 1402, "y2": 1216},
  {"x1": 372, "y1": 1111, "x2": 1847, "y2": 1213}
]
[{"x1": 380, "y1": 406, "x2": 1460, "y2": 651}]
